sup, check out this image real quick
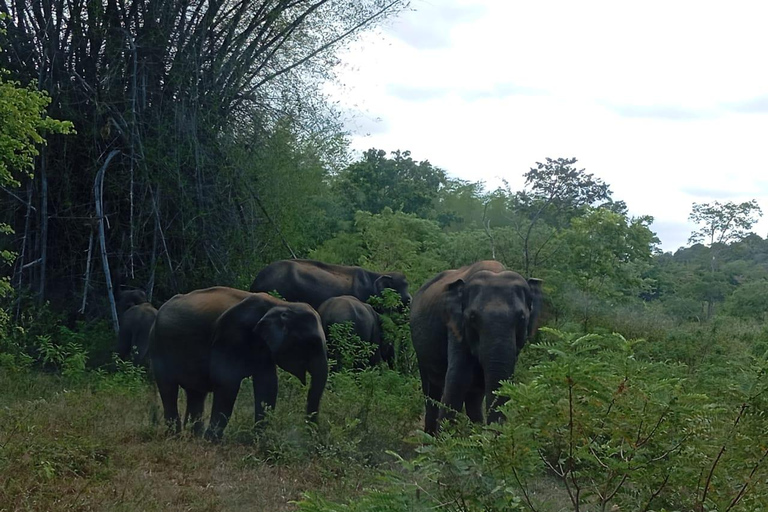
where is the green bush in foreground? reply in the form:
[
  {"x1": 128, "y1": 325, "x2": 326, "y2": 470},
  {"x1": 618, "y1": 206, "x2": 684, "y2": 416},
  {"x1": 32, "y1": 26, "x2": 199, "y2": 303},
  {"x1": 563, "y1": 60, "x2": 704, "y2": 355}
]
[{"x1": 299, "y1": 328, "x2": 768, "y2": 512}]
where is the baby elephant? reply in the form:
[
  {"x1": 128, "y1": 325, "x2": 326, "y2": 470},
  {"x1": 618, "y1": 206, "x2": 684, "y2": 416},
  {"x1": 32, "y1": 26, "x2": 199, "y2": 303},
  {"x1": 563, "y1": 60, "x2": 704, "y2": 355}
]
[
  {"x1": 317, "y1": 295, "x2": 391, "y2": 370},
  {"x1": 149, "y1": 287, "x2": 328, "y2": 440},
  {"x1": 115, "y1": 289, "x2": 157, "y2": 365}
]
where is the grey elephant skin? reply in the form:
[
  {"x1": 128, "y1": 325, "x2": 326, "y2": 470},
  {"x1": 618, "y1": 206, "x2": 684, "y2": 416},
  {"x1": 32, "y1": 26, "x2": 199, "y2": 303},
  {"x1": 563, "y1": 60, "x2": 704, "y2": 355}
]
[
  {"x1": 410, "y1": 261, "x2": 543, "y2": 434},
  {"x1": 148, "y1": 286, "x2": 328, "y2": 440},
  {"x1": 249, "y1": 259, "x2": 411, "y2": 310},
  {"x1": 115, "y1": 289, "x2": 157, "y2": 365},
  {"x1": 317, "y1": 295, "x2": 391, "y2": 369}
]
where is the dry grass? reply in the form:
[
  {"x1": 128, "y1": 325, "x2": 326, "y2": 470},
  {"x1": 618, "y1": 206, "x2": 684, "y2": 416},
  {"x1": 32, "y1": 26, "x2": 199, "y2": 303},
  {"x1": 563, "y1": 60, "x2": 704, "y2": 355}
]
[{"x1": 0, "y1": 372, "x2": 372, "y2": 511}]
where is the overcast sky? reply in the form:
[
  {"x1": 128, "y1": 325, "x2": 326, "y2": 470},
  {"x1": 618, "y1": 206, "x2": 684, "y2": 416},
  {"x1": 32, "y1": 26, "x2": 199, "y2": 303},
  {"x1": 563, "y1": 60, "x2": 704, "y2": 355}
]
[{"x1": 325, "y1": 0, "x2": 768, "y2": 252}]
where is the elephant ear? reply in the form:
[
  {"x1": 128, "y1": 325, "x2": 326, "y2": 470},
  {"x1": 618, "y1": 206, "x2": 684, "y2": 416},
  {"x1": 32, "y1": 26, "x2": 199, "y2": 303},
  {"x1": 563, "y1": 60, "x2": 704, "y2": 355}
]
[
  {"x1": 252, "y1": 308, "x2": 289, "y2": 354},
  {"x1": 445, "y1": 278, "x2": 466, "y2": 342},
  {"x1": 526, "y1": 278, "x2": 544, "y2": 340},
  {"x1": 374, "y1": 275, "x2": 395, "y2": 294}
]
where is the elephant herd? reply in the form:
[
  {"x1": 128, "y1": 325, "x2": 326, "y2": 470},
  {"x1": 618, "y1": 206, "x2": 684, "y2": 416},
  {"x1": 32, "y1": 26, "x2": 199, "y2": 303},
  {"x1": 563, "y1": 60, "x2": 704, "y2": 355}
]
[{"x1": 115, "y1": 259, "x2": 542, "y2": 439}]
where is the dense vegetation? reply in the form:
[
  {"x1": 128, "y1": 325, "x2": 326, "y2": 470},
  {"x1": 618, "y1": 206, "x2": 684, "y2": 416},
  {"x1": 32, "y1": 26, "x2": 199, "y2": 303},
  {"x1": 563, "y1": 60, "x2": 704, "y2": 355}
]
[{"x1": 2, "y1": 2, "x2": 768, "y2": 511}]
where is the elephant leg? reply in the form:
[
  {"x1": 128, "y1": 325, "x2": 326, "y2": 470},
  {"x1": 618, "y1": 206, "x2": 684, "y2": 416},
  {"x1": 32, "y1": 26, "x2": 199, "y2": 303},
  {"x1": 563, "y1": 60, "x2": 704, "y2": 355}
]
[
  {"x1": 206, "y1": 382, "x2": 240, "y2": 442},
  {"x1": 465, "y1": 387, "x2": 484, "y2": 424},
  {"x1": 253, "y1": 364, "x2": 278, "y2": 425},
  {"x1": 419, "y1": 366, "x2": 443, "y2": 435},
  {"x1": 440, "y1": 347, "x2": 475, "y2": 424},
  {"x1": 116, "y1": 327, "x2": 133, "y2": 361},
  {"x1": 465, "y1": 366, "x2": 486, "y2": 424},
  {"x1": 184, "y1": 389, "x2": 207, "y2": 437},
  {"x1": 156, "y1": 378, "x2": 181, "y2": 434}
]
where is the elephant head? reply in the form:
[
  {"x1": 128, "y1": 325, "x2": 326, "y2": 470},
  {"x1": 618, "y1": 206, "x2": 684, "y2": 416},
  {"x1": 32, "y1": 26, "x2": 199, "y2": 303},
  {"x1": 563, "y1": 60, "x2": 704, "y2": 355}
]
[
  {"x1": 207, "y1": 297, "x2": 328, "y2": 441},
  {"x1": 446, "y1": 270, "x2": 543, "y2": 423},
  {"x1": 252, "y1": 304, "x2": 328, "y2": 421},
  {"x1": 374, "y1": 273, "x2": 412, "y2": 309},
  {"x1": 116, "y1": 289, "x2": 148, "y2": 316}
]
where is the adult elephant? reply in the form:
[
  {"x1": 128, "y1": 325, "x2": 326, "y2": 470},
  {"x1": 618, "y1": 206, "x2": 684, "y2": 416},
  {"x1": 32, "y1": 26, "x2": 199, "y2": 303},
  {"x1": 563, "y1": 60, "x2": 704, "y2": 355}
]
[
  {"x1": 249, "y1": 259, "x2": 411, "y2": 310},
  {"x1": 410, "y1": 261, "x2": 543, "y2": 434},
  {"x1": 148, "y1": 287, "x2": 327, "y2": 439},
  {"x1": 115, "y1": 289, "x2": 157, "y2": 365},
  {"x1": 317, "y1": 295, "x2": 391, "y2": 370}
]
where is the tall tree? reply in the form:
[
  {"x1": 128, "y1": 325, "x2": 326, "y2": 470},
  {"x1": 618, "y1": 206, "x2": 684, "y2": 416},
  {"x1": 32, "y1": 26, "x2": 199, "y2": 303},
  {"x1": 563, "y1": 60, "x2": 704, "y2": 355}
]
[
  {"x1": 333, "y1": 149, "x2": 448, "y2": 219},
  {"x1": 0, "y1": 16, "x2": 73, "y2": 298},
  {"x1": 688, "y1": 200, "x2": 763, "y2": 249},
  {"x1": 687, "y1": 199, "x2": 763, "y2": 318},
  {"x1": 0, "y1": 1, "x2": 406, "y2": 308},
  {"x1": 558, "y1": 208, "x2": 658, "y2": 330},
  {"x1": 511, "y1": 157, "x2": 614, "y2": 275}
]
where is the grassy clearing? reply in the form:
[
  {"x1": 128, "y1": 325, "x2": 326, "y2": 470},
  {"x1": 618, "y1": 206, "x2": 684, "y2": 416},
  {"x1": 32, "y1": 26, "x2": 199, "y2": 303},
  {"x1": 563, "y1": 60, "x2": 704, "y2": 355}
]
[
  {"x1": 4, "y1": 313, "x2": 768, "y2": 511},
  {"x1": 0, "y1": 368, "x2": 422, "y2": 511}
]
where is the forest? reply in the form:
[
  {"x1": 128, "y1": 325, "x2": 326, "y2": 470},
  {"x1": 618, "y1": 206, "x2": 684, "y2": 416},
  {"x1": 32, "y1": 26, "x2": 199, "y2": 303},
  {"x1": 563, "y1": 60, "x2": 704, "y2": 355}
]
[{"x1": 2, "y1": 2, "x2": 768, "y2": 511}]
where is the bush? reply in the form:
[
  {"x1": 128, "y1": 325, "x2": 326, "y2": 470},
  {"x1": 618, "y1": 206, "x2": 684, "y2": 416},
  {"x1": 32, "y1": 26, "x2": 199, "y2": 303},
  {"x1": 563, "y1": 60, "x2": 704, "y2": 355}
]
[
  {"x1": 327, "y1": 322, "x2": 377, "y2": 370},
  {"x1": 367, "y1": 289, "x2": 416, "y2": 376},
  {"x1": 299, "y1": 328, "x2": 768, "y2": 511}
]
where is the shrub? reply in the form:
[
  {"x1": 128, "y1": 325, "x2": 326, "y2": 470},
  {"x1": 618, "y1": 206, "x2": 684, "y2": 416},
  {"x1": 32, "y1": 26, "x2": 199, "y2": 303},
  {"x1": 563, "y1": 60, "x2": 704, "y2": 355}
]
[
  {"x1": 299, "y1": 328, "x2": 768, "y2": 511},
  {"x1": 367, "y1": 289, "x2": 416, "y2": 376},
  {"x1": 327, "y1": 322, "x2": 377, "y2": 370}
]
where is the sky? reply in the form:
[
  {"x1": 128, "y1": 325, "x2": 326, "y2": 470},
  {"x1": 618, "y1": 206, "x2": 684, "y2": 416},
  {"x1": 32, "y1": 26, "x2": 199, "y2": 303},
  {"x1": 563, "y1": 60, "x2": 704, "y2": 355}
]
[{"x1": 325, "y1": 0, "x2": 768, "y2": 252}]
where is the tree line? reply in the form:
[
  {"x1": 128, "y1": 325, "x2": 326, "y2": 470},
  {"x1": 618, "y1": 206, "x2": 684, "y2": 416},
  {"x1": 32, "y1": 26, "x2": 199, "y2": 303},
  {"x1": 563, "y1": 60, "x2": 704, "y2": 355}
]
[{"x1": 1, "y1": 1, "x2": 767, "y2": 333}]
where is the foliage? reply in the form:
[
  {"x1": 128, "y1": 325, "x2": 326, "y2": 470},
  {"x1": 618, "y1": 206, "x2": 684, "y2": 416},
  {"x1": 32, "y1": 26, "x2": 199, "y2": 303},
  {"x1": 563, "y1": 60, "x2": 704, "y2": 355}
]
[
  {"x1": 332, "y1": 149, "x2": 449, "y2": 219},
  {"x1": 327, "y1": 322, "x2": 377, "y2": 370},
  {"x1": 300, "y1": 328, "x2": 768, "y2": 512},
  {"x1": 0, "y1": 19, "x2": 73, "y2": 296},
  {"x1": 0, "y1": 42, "x2": 74, "y2": 188},
  {"x1": 688, "y1": 200, "x2": 764, "y2": 247},
  {"x1": 224, "y1": 367, "x2": 422, "y2": 468},
  {"x1": 311, "y1": 208, "x2": 448, "y2": 287},
  {"x1": 300, "y1": 426, "x2": 526, "y2": 511},
  {"x1": 0, "y1": 0, "x2": 406, "y2": 307},
  {"x1": 367, "y1": 288, "x2": 416, "y2": 375},
  {"x1": 723, "y1": 279, "x2": 768, "y2": 319},
  {"x1": 510, "y1": 157, "x2": 615, "y2": 275}
]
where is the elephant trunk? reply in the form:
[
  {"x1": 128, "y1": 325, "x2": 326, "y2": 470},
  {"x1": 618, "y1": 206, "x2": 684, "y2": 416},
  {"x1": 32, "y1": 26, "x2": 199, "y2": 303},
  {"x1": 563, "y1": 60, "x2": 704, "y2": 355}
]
[
  {"x1": 481, "y1": 335, "x2": 518, "y2": 424},
  {"x1": 305, "y1": 355, "x2": 328, "y2": 422}
]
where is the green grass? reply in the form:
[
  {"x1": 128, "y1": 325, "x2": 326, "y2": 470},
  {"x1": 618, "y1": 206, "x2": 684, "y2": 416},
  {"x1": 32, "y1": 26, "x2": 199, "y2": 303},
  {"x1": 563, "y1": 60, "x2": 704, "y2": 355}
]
[
  {"x1": 0, "y1": 368, "x2": 422, "y2": 511},
  {"x1": 4, "y1": 310, "x2": 768, "y2": 512}
]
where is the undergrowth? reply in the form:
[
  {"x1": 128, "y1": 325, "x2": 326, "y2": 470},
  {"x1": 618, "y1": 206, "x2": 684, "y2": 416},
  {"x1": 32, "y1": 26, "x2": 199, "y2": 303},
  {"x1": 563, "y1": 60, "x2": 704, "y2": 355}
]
[{"x1": 4, "y1": 296, "x2": 768, "y2": 511}]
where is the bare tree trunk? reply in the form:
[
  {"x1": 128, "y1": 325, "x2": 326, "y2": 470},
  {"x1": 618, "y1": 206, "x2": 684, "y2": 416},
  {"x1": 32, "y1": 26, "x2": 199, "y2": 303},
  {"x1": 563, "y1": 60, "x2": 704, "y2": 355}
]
[
  {"x1": 147, "y1": 186, "x2": 159, "y2": 302},
  {"x1": 94, "y1": 150, "x2": 121, "y2": 332},
  {"x1": 129, "y1": 35, "x2": 138, "y2": 280},
  {"x1": 37, "y1": 146, "x2": 48, "y2": 305},
  {"x1": 14, "y1": 182, "x2": 34, "y2": 319},
  {"x1": 149, "y1": 186, "x2": 178, "y2": 292},
  {"x1": 482, "y1": 202, "x2": 496, "y2": 260},
  {"x1": 80, "y1": 226, "x2": 94, "y2": 314}
]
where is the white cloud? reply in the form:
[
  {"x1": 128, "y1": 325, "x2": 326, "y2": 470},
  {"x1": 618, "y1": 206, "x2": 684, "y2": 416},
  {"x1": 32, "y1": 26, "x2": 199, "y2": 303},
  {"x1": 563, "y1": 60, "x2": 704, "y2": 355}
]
[{"x1": 328, "y1": 0, "x2": 768, "y2": 251}]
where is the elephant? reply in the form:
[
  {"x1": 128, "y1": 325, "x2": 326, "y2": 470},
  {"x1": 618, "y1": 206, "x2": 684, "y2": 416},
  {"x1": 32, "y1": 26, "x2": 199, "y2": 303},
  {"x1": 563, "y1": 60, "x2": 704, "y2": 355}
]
[
  {"x1": 148, "y1": 287, "x2": 327, "y2": 440},
  {"x1": 317, "y1": 295, "x2": 392, "y2": 370},
  {"x1": 410, "y1": 261, "x2": 543, "y2": 434},
  {"x1": 249, "y1": 259, "x2": 411, "y2": 311},
  {"x1": 115, "y1": 289, "x2": 157, "y2": 365}
]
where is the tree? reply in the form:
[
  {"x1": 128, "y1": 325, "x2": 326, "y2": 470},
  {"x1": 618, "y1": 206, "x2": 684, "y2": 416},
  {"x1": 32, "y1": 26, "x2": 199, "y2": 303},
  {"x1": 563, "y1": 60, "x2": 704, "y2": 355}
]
[
  {"x1": 557, "y1": 208, "x2": 658, "y2": 329},
  {"x1": 0, "y1": 16, "x2": 73, "y2": 297},
  {"x1": 333, "y1": 149, "x2": 449, "y2": 219},
  {"x1": 687, "y1": 200, "x2": 763, "y2": 318},
  {"x1": 434, "y1": 178, "x2": 485, "y2": 230},
  {"x1": 510, "y1": 157, "x2": 614, "y2": 275},
  {"x1": 724, "y1": 279, "x2": 768, "y2": 319},
  {"x1": 310, "y1": 208, "x2": 448, "y2": 288},
  {"x1": 688, "y1": 200, "x2": 763, "y2": 248},
  {"x1": 0, "y1": 1, "x2": 406, "y2": 308}
]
